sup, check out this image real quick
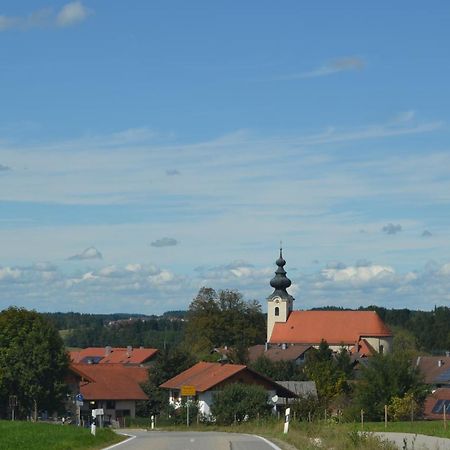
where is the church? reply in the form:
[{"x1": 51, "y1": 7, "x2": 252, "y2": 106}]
[{"x1": 266, "y1": 249, "x2": 393, "y2": 355}]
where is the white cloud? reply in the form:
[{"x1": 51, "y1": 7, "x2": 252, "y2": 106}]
[
  {"x1": 68, "y1": 246, "x2": 103, "y2": 261},
  {"x1": 56, "y1": 2, "x2": 91, "y2": 27},
  {"x1": 0, "y1": 267, "x2": 21, "y2": 280},
  {"x1": 0, "y1": 3, "x2": 91, "y2": 32},
  {"x1": 281, "y1": 56, "x2": 365, "y2": 79},
  {"x1": 321, "y1": 264, "x2": 395, "y2": 284},
  {"x1": 0, "y1": 259, "x2": 450, "y2": 314}
]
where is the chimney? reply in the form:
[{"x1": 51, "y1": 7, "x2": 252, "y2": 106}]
[
  {"x1": 126, "y1": 346, "x2": 132, "y2": 358},
  {"x1": 438, "y1": 359, "x2": 444, "y2": 367},
  {"x1": 105, "y1": 346, "x2": 112, "y2": 356},
  {"x1": 281, "y1": 343, "x2": 287, "y2": 350}
]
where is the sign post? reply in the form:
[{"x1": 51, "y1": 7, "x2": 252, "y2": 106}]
[
  {"x1": 91, "y1": 408, "x2": 104, "y2": 436},
  {"x1": 284, "y1": 407, "x2": 291, "y2": 434},
  {"x1": 75, "y1": 393, "x2": 84, "y2": 427},
  {"x1": 181, "y1": 385, "x2": 196, "y2": 427},
  {"x1": 9, "y1": 395, "x2": 18, "y2": 421}
]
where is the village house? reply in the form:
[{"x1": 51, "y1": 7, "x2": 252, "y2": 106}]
[
  {"x1": 415, "y1": 355, "x2": 450, "y2": 419},
  {"x1": 70, "y1": 363, "x2": 148, "y2": 424},
  {"x1": 160, "y1": 361, "x2": 296, "y2": 418}
]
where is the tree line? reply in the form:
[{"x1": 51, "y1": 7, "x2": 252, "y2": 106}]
[{"x1": 44, "y1": 302, "x2": 450, "y2": 355}]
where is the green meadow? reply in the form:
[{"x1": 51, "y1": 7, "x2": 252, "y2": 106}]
[{"x1": 0, "y1": 421, "x2": 123, "y2": 450}]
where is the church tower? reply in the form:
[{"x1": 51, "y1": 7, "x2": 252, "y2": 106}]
[{"x1": 267, "y1": 248, "x2": 294, "y2": 342}]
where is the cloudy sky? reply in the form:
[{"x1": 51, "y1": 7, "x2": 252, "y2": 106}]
[{"x1": 1, "y1": 1, "x2": 450, "y2": 314}]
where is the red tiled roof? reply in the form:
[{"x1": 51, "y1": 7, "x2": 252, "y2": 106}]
[
  {"x1": 71, "y1": 363, "x2": 149, "y2": 400},
  {"x1": 69, "y1": 347, "x2": 158, "y2": 365},
  {"x1": 248, "y1": 344, "x2": 312, "y2": 362},
  {"x1": 160, "y1": 362, "x2": 246, "y2": 392},
  {"x1": 160, "y1": 362, "x2": 297, "y2": 398},
  {"x1": 270, "y1": 311, "x2": 392, "y2": 345},
  {"x1": 423, "y1": 388, "x2": 450, "y2": 420},
  {"x1": 350, "y1": 339, "x2": 377, "y2": 357},
  {"x1": 416, "y1": 356, "x2": 450, "y2": 384}
]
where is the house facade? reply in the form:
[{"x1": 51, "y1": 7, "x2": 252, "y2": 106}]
[
  {"x1": 160, "y1": 361, "x2": 296, "y2": 417},
  {"x1": 70, "y1": 363, "x2": 148, "y2": 424},
  {"x1": 266, "y1": 249, "x2": 393, "y2": 354}
]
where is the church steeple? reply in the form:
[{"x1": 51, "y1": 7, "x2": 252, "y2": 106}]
[
  {"x1": 270, "y1": 247, "x2": 292, "y2": 296},
  {"x1": 267, "y1": 246, "x2": 294, "y2": 343}
]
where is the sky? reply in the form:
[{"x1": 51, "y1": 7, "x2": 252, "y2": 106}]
[{"x1": 1, "y1": 1, "x2": 450, "y2": 314}]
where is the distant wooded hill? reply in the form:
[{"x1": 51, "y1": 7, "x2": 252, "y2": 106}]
[
  {"x1": 45, "y1": 306, "x2": 450, "y2": 354},
  {"x1": 45, "y1": 311, "x2": 187, "y2": 349}
]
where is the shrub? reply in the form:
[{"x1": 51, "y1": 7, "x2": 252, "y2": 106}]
[{"x1": 211, "y1": 383, "x2": 271, "y2": 425}]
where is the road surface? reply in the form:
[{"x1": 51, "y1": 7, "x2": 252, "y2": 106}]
[
  {"x1": 370, "y1": 432, "x2": 450, "y2": 450},
  {"x1": 104, "y1": 430, "x2": 282, "y2": 450}
]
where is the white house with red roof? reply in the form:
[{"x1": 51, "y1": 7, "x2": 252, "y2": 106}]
[
  {"x1": 70, "y1": 363, "x2": 148, "y2": 424},
  {"x1": 266, "y1": 249, "x2": 393, "y2": 354},
  {"x1": 160, "y1": 361, "x2": 296, "y2": 417}
]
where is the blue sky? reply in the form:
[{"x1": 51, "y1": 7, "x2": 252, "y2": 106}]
[{"x1": 1, "y1": 1, "x2": 450, "y2": 314}]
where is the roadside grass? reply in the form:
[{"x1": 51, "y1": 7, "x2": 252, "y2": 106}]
[
  {"x1": 128, "y1": 416, "x2": 397, "y2": 449},
  {"x1": 0, "y1": 420, "x2": 124, "y2": 450}
]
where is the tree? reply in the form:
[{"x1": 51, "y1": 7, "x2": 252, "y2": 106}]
[
  {"x1": 354, "y1": 352, "x2": 428, "y2": 421},
  {"x1": 185, "y1": 287, "x2": 265, "y2": 357},
  {"x1": 137, "y1": 346, "x2": 197, "y2": 417},
  {"x1": 303, "y1": 340, "x2": 350, "y2": 406},
  {"x1": 0, "y1": 307, "x2": 69, "y2": 419},
  {"x1": 211, "y1": 383, "x2": 271, "y2": 424},
  {"x1": 250, "y1": 355, "x2": 305, "y2": 381}
]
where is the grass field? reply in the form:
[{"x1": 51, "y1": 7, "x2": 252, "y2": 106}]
[{"x1": 0, "y1": 420, "x2": 124, "y2": 450}]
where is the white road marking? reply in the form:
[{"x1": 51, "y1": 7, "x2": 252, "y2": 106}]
[
  {"x1": 250, "y1": 434, "x2": 283, "y2": 450},
  {"x1": 102, "y1": 432, "x2": 137, "y2": 449}
]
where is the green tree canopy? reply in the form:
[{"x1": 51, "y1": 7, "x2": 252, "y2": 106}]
[
  {"x1": 185, "y1": 287, "x2": 265, "y2": 358},
  {"x1": 249, "y1": 355, "x2": 306, "y2": 381},
  {"x1": 354, "y1": 351, "x2": 428, "y2": 421},
  {"x1": 0, "y1": 307, "x2": 69, "y2": 419},
  {"x1": 303, "y1": 341, "x2": 351, "y2": 405},
  {"x1": 211, "y1": 383, "x2": 271, "y2": 424},
  {"x1": 138, "y1": 346, "x2": 197, "y2": 417}
]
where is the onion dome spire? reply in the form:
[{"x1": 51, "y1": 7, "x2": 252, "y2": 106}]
[{"x1": 269, "y1": 246, "x2": 294, "y2": 301}]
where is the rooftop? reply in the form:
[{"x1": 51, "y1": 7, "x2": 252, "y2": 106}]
[{"x1": 270, "y1": 310, "x2": 392, "y2": 345}]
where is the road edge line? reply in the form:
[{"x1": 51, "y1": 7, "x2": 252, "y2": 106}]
[
  {"x1": 248, "y1": 434, "x2": 282, "y2": 450},
  {"x1": 102, "y1": 432, "x2": 137, "y2": 449}
]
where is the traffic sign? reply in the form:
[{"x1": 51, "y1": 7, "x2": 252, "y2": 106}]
[
  {"x1": 181, "y1": 385, "x2": 196, "y2": 396},
  {"x1": 75, "y1": 393, "x2": 84, "y2": 402}
]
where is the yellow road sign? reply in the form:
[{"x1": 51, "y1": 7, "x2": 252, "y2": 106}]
[{"x1": 181, "y1": 385, "x2": 196, "y2": 396}]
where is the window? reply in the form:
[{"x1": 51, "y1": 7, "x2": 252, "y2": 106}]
[
  {"x1": 106, "y1": 400, "x2": 115, "y2": 409},
  {"x1": 274, "y1": 307, "x2": 279, "y2": 316}
]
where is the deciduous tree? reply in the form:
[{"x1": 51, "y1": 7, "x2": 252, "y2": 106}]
[
  {"x1": 185, "y1": 287, "x2": 265, "y2": 358},
  {"x1": 0, "y1": 307, "x2": 69, "y2": 419}
]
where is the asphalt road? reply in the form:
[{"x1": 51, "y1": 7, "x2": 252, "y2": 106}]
[
  {"x1": 370, "y1": 432, "x2": 450, "y2": 450},
  {"x1": 104, "y1": 430, "x2": 282, "y2": 450}
]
